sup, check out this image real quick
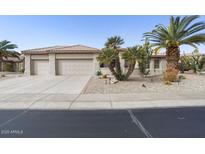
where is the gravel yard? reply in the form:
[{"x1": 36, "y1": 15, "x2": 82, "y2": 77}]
[
  {"x1": 0, "y1": 72, "x2": 23, "y2": 81},
  {"x1": 83, "y1": 74, "x2": 205, "y2": 94}
]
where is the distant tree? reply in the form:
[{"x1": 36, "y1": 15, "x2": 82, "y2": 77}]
[{"x1": 0, "y1": 40, "x2": 18, "y2": 72}]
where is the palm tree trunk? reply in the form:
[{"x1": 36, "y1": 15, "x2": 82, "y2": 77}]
[
  {"x1": 165, "y1": 46, "x2": 180, "y2": 81},
  {"x1": 0, "y1": 56, "x2": 3, "y2": 70},
  {"x1": 108, "y1": 64, "x2": 118, "y2": 79},
  {"x1": 0, "y1": 56, "x2": 4, "y2": 76},
  {"x1": 125, "y1": 61, "x2": 136, "y2": 80},
  {"x1": 115, "y1": 56, "x2": 122, "y2": 75}
]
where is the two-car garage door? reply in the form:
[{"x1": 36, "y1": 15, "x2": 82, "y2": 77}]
[
  {"x1": 56, "y1": 59, "x2": 93, "y2": 75},
  {"x1": 31, "y1": 59, "x2": 93, "y2": 76}
]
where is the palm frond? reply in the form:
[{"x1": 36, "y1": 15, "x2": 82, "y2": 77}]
[
  {"x1": 104, "y1": 36, "x2": 124, "y2": 49},
  {"x1": 0, "y1": 40, "x2": 18, "y2": 58},
  {"x1": 97, "y1": 48, "x2": 117, "y2": 65},
  {"x1": 144, "y1": 15, "x2": 205, "y2": 49}
]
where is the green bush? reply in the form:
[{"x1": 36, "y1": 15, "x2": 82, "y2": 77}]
[
  {"x1": 199, "y1": 55, "x2": 205, "y2": 70},
  {"x1": 180, "y1": 56, "x2": 192, "y2": 72},
  {"x1": 96, "y1": 70, "x2": 102, "y2": 76},
  {"x1": 137, "y1": 41, "x2": 152, "y2": 75}
]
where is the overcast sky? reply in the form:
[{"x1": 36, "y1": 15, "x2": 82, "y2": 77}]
[{"x1": 0, "y1": 15, "x2": 205, "y2": 53}]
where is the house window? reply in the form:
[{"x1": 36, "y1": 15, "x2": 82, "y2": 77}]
[{"x1": 154, "y1": 59, "x2": 160, "y2": 69}]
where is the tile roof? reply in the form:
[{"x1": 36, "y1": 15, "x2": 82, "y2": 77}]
[
  {"x1": 21, "y1": 45, "x2": 100, "y2": 54},
  {"x1": 1, "y1": 56, "x2": 23, "y2": 62}
]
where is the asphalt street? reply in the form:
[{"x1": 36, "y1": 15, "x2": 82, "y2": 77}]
[{"x1": 0, "y1": 107, "x2": 205, "y2": 138}]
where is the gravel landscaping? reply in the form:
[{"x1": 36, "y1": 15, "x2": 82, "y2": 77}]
[
  {"x1": 83, "y1": 73, "x2": 205, "y2": 94},
  {"x1": 0, "y1": 72, "x2": 24, "y2": 81}
]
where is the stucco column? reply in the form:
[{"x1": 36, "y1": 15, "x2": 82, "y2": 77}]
[
  {"x1": 150, "y1": 59, "x2": 154, "y2": 75},
  {"x1": 24, "y1": 54, "x2": 31, "y2": 76},
  {"x1": 160, "y1": 59, "x2": 167, "y2": 74},
  {"x1": 49, "y1": 53, "x2": 56, "y2": 76},
  {"x1": 93, "y1": 54, "x2": 99, "y2": 75},
  {"x1": 159, "y1": 59, "x2": 163, "y2": 74}
]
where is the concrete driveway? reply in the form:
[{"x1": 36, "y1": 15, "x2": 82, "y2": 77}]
[
  {"x1": 0, "y1": 75, "x2": 91, "y2": 109},
  {"x1": 1, "y1": 75, "x2": 205, "y2": 110}
]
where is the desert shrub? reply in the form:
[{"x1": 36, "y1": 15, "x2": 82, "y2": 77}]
[
  {"x1": 164, "y1": 80, "x2": 172, "y2": 85},
  {"x1": 164, "y1": 68, "x2": 179, "y2": 82},
  {"x1": 178, "y1": 75, "x2": 186, "y2": 80},
  {"x1": 180, "y1": 56, "x2": 192, "y2": 72},
  {"x1": 96, "y1": 70, "x2": 102, "y2": 76},
  {"x1": 199, "y1": 55, "x2": 205, "y2": 70},
  {"x1": 180, "y1": 53, "x2": 205, "y2": 73},
  {"x1": 102, "y1": 74, "x2": 107, "y2": 78}
]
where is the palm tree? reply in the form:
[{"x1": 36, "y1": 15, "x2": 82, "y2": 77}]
[
  {"x1": 105, "y1": 36, "x2": 124, "y2": 77},
  {"x1": 144, "y1": 15, "x2": 205, "y2": 81},
  {"x1": 97, "y1": 48, "x2": 118, "y2": 77},
  {"x1": 122, "y1": 46, "x2": 142, "y2": 79},
  {"x1": 0, "y1": 40, "x2": 18, "y2": 72}
]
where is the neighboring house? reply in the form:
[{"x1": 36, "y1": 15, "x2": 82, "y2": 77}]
[
  {"x1": 22, "y1": 44, "x2": 167, "y2": 76},
  {"x1": 22, "y1": 45, "x2": 100, "y2": 76},
  {"x1": 0, "y1": 55, "x2": 24, "y2": 72}
]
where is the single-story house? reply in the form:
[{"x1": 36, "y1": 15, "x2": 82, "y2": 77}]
[
  {"x1": 22, "y1": 44, "x2": 167, "y2": 76},
  {"x1": 21, "y1": 45, "x2": 100, "y2": 76},
  {"x1": 0, "y1": 56, "x2": 24, "y2": 72}
]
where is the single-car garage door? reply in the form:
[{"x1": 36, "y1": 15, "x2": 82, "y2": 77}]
[
  {"x1": 56, "y1": 59, "x2": 93, "y2": 75},
  {"x1": 31, "y1": 59, "x2": 49, "y2": 75}
]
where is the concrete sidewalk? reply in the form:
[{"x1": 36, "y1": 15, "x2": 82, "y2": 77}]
[{"x1": 0, "y1": 93, "x2": 205, "y2": 110}]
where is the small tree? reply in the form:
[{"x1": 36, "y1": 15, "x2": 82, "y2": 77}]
[
  {"x1": 191, "y1": 49, "x2": 201, "y2": 73},
  {"x1": 97, "y1": 48, "x2": 118, "y2": 77},
  {"x1": 137, "y1": 40, "x2": 153, "y2": 75},
  {"x1": 180, "y1": 55, "x2": 192, "y2": 72},
  {"x1": 122, "y1": 46, "x2": 142, "y2": 79},
  {"x1": 0, "y1": 40, "x2": 18, "y2": 73},
  {"x1": 180, "y1": 50, "x2": 205, "y2": 73},
  {"x1": 104, "y1": 36, "x2": 124, "y2": 79},
  {"x1": 199, "y1": 55, "x2": 205, "y2": 70}
]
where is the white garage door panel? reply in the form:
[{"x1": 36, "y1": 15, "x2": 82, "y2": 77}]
[
  {"x1": 32, "y1": 60, "x2": 49, "y2": 75},
  {"x1": 57, "y1": 59, "x2": 93, "y2": 75}
]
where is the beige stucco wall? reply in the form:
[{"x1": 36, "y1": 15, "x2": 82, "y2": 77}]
[
  {"x1": 49, "y1": 53, "x2": 56, "y2": 76},
  {"x1": 56, "y1": 53, "x2": 94, "y2": 59},
  {"x1": 25, "y1": 54, "x2": 31, "y2": 75},
  {"x1": 149, "y1": 58, "x2": 167, "y2": 75},
  {"x1": 31, "y1": 54, "x2": 49, "y2": 60},
  {"x1": 24, "y1": 53, "x2": 98, "y2": 76}
]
